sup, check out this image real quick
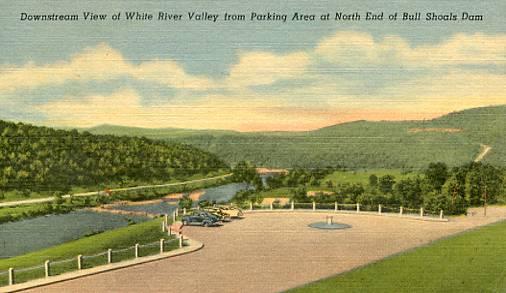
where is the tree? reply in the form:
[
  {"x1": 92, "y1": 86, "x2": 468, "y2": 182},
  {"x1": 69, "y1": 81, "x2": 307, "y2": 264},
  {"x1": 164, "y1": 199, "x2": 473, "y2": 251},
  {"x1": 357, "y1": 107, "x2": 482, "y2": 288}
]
[
  {"x1": 379, "y1": 175, "x2": 396, "y2": 194},
  {"x1": 424, "y1": 162, "x2": 449, "y2": 192},
  {"x1": 336, "y1": 183, "x2": 365, "y2": 203},
  {"x1": 232, "y1": 161, "x2": 263, "y2": 190},
  {"x1": 464, "y1": 163, "x2": 503, "y2": 206},
  {"x1": 291, "y1": 186, "x2": 309, "y2": 203},
  {"x1": 394, "y1": 177, "x2": 423, "y2": 208},
  {"x1": 441, "y1": 175, "x2": 468, "y2": 214},
  {"x1": 178, "y1": 194, "x2": 193, "y2": 210},
  {"x1": 266, "y1": 175, "x2": 285, "y2": 189},
  {"x1": 368, "y1": 174, "x2": 378, "y2": 188}
]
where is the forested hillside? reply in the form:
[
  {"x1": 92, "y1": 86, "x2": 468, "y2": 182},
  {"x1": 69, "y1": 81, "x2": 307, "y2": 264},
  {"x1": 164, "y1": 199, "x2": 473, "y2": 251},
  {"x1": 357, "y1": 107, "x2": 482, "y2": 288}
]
[
  {"x1": 0, "y1": 121, "x2": 228, "y2": 197},
  {"x1": 87, "y1": 106, "x2": 506, "y2": 169}
]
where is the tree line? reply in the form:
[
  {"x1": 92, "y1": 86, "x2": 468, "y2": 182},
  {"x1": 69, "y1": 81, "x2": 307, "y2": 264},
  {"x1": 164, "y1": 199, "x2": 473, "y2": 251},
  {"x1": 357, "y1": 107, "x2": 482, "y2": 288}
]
[
  {"x1": 0, "y1": 120, "x2": 228, "y2": 199},
  {"x1": 232, "y1": 161, "x2": 504, "y2": 215}
]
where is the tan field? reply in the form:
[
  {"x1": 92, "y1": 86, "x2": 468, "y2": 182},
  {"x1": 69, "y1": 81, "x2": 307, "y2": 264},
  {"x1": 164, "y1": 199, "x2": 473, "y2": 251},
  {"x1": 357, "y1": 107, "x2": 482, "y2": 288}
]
[{"x1": 23, "y1": 207, "x2": 506, "y2": 293}]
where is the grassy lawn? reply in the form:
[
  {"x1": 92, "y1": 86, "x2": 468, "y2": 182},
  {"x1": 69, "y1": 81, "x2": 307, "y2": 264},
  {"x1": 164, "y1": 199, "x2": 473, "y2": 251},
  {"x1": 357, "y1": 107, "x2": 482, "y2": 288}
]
[
  {"x1": 323, "y1": 169, "x2": 420, "y2": 186},
  {"x1": 0, "y1": 218, "x2": 177, "y2": 286},
  {"x1": 288, "y1": 220, "x2": 506, "y2": 293},
  {"x1": 256, "y1": 187, "x2": 294, "y2": 198}
]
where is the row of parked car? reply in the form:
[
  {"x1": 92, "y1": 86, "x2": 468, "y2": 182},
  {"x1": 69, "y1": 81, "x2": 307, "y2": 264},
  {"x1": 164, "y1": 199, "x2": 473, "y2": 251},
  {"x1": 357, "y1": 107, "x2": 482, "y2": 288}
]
[{"x1": 181, "y1": 205, "x2": 244, "y2": 227}]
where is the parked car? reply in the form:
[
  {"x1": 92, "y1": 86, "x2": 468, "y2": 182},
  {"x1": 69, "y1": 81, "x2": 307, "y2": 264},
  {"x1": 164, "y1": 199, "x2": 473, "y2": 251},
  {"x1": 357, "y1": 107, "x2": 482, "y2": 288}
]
[
  {"x1": 202, "y1": 207, "x2": 231, "y2": 222},
  {"x1": 216, "y1": 205, "x2": 243, "y2": 218},
  {"x1": 182, "y1": 211, "x2": 220, "y2": 227}
]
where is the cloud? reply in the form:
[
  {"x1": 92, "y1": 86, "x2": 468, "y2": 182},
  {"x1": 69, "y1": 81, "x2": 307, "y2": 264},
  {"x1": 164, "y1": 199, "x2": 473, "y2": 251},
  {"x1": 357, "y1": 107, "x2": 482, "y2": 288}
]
[
  {"x1": 225, "y1": 51, "x2": 311, "y2": 88},
  {"x1": 3, "y1": 31, "x2": 506, "y2": 131},
  {"x1": 0, "y1": 43, "x2": 214, "y2": 93},
  {"x1": 315, "y1": 31, "x2": 506, "y2": 67}
]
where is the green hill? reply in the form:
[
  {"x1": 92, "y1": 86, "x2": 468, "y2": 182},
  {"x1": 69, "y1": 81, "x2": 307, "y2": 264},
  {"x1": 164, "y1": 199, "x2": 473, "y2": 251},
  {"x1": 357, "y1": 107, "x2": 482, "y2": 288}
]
[
  {"x1": 86, "y1": 124, "x2": 239, "y2": 139},
  {"x1": 86, "y1": 105, "x2": 506, "y2": 169},
  {"x1": 0, "y1": 121, "x2": 228, "y2": 196}
]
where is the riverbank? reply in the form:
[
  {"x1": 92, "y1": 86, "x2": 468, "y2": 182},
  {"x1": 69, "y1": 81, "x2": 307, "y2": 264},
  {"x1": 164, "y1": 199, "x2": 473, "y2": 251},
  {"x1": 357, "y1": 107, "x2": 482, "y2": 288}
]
[
  {"x1": 0, "y1": 219, "x2": 174, "y2": 287},
  {"x1": 0, "y1": 174, "x2": 233, "y2": 224},
  {"x1": 0, "y1": 173, "x2": 232, "y2": 207}
]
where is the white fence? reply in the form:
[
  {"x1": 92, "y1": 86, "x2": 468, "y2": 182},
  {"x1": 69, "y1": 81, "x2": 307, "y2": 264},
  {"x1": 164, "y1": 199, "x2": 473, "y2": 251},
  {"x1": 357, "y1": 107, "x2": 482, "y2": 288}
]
[
  {"x1": 246, "y1": 201, "x2": 446, "y2": 221},
  {"x1": 0, "y1": 217, "x2": 185, "y2": 288}
]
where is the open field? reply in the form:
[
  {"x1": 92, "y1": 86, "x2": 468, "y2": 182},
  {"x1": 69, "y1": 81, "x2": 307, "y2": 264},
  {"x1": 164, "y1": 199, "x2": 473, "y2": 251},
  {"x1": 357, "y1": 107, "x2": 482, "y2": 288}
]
[
  {"x1": 26, "y1": 207, "x2": 506, "y2": 293},
  {"x1": 290, "y1": 218, "x2": 506, "y2": 292}
]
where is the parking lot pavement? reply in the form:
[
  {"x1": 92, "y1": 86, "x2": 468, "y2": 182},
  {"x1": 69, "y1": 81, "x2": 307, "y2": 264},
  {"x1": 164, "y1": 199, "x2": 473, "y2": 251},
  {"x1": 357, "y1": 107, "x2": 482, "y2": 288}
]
[{"x1": 26, "y1": 207, "x2": 506, "y2": 293}]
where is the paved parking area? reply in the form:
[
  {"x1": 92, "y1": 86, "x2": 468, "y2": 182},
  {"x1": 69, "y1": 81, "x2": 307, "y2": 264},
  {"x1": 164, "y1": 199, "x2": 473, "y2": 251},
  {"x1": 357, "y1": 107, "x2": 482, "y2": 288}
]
[{"x1": 26, "y1": 207, "x2": 506, "y2": 293}]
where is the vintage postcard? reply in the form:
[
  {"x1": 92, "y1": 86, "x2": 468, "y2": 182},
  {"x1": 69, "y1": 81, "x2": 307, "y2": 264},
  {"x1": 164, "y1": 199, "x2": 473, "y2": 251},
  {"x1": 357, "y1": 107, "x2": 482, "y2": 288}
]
[{"x1": 0, "y1": 0, "x2": 505, "y2": 292}]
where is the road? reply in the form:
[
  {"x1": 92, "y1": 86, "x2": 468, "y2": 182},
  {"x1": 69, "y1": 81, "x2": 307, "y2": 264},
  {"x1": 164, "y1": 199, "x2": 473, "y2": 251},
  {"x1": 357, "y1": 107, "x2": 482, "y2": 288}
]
[
  {"x1": 0, "y1": 173, "x2": 232, "y2": 208},
  {"x1": 25, "y1": 207, "x2": 506, "y2": 293},
  {"x1": 474, "y1": 144, "x2": 492, "y2": 162}
]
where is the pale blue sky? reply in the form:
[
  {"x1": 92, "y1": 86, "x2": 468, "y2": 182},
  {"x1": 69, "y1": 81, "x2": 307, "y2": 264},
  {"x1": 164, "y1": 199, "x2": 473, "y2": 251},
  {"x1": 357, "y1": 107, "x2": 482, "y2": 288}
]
[{"x1": 0, "y1": 0, "x2": 504, "y2": 130}]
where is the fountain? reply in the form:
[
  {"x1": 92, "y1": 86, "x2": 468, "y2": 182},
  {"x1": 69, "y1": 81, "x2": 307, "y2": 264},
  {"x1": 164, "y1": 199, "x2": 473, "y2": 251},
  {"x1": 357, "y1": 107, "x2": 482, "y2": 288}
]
[{"x1": 308, "y1": 216, "x2": 352, "y2": 230}]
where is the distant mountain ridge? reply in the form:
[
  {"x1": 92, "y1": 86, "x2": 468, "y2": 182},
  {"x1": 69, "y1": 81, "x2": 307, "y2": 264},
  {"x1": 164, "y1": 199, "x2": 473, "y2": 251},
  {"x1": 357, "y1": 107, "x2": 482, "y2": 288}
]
[{"x1": 85, "y1": 105, "x2": 506, "y2": 169}]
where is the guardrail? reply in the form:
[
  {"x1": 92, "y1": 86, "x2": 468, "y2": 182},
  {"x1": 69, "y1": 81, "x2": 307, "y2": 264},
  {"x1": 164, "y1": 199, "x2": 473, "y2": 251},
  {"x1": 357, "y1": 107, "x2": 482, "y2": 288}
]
[
  {"x1": 0, "y1": 237, "x2": 184, "y2": 288},
  {"x1": 244, "y1": 201, "x2": 446, "y2": 222},
  {"x1": 0, "y1": 216, "x2": 186, "y2": 289}
]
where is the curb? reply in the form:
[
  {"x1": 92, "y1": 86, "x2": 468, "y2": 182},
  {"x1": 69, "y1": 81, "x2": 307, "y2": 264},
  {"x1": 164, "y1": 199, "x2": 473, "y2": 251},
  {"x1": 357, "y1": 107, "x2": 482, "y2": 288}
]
[{"x1": 2, "y1": 238, "x2": 204, "y2": 293}]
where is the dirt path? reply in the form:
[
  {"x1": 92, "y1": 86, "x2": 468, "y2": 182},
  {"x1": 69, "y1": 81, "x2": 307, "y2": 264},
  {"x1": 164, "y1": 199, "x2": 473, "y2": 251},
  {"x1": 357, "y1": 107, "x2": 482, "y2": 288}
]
[
  {"x1": 474, "y1": 144, "x2": 492, "y2": 162},
  {"x1": 0, "y1": 174, "x2": 232, "y2": 208},
  {"x1": 24, "y1": 207, "x2": 506, "y2": 293}
]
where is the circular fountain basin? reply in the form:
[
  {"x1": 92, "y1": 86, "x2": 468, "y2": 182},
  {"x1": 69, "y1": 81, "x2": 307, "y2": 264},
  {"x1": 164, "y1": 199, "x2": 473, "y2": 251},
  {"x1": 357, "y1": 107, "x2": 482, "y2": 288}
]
[{"x1": 308, "y1": 222, "x2": 352, "y2": 230}]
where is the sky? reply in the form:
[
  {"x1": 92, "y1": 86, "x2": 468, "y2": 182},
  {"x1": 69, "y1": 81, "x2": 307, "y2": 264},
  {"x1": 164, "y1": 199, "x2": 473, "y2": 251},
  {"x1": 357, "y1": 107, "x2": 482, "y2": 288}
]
[{"x1": 0, "y1": 0, "x2": 504, "y2": 131}]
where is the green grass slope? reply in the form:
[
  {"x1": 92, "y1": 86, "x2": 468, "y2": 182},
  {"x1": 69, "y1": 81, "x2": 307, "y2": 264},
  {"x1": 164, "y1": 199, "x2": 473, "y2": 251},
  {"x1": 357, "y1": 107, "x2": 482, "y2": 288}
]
[
  {"x1": 288, "y1": 219, "x2": 506, "y2": 293},
  {"x1": 86, "y1": 105, "x2": 506, "y2": 169}
]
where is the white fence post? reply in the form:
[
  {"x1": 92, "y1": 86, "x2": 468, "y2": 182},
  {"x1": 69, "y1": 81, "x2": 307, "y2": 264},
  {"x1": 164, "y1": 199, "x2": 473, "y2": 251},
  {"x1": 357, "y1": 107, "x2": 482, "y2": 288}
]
[
  {"x1": 179, "y1": 235, "x2": 183, "y2": 248},
  {"x1": 77, "y1": 255, "x2": 83, "y2": 270},
  {"x1": 312, "y1": 201, "x2": 316, "y2": 211},
  {"x1": 249, "y1": 201, "x2": 253, "y2": 211},
  {"x1": 172, "y1": 211, "x2": 176, "y2": 222},
  {"x1": 335, "y1": 202, "x2": 338, "y2": 212},
  {"x1": 107, "y1": 249, "x2": 113, "y2": 264},
  {"x1": 8, "y1": 268, "x2": 14, "y2": 286},
  {"x1": 420, "y1": 207, "x2": 424, "y2": 217},
  {"x1": 160, "y1": 239, "x2": 165, "y2": 254},
  {"x1": 183, "y1": 208, "x2": 187, "y2": 215},
  {"x1": 161, "y1": 221, "x2": 166, "y2": 232},
  {"x1": 164, "y1": 214, "x2": 169, "y2": 224},
  {"x1": 440, "y1": 210, "x2": 444, "y2": 219},
  {"x1": 44, "y1": 260, "x2": 50, "y2": 278},
  {"x1": 135, "y1": 244, "x2": 140, "y2": 258},
  {"x1": 270, "y1": 202, "x2": 273, "y2": 210},
  {"x1": 378, "y1": 204, "x2": 382, "y2": 214},
  {"x1": 400, "y1": 206, "x2": 403, "y2": 216},
  {"x1": 291, "y1": 201, "x2": 294, "y2": 211},
  {"x1": 356, "y1": 203, "x2": 360, "y2": 213},
  {"x1": 175, "y1": 208, "x2": 179, "y2": 217}
]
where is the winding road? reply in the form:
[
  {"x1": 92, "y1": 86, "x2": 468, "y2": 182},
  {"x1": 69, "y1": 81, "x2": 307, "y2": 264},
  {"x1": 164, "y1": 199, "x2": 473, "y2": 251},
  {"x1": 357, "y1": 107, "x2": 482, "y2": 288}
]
[
  {"x1": 0, "y1": 174, "x2": 232, "y2": 208},
  {"x1": 474, "y1": 144, "x2": 492, "y2": 162}
]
